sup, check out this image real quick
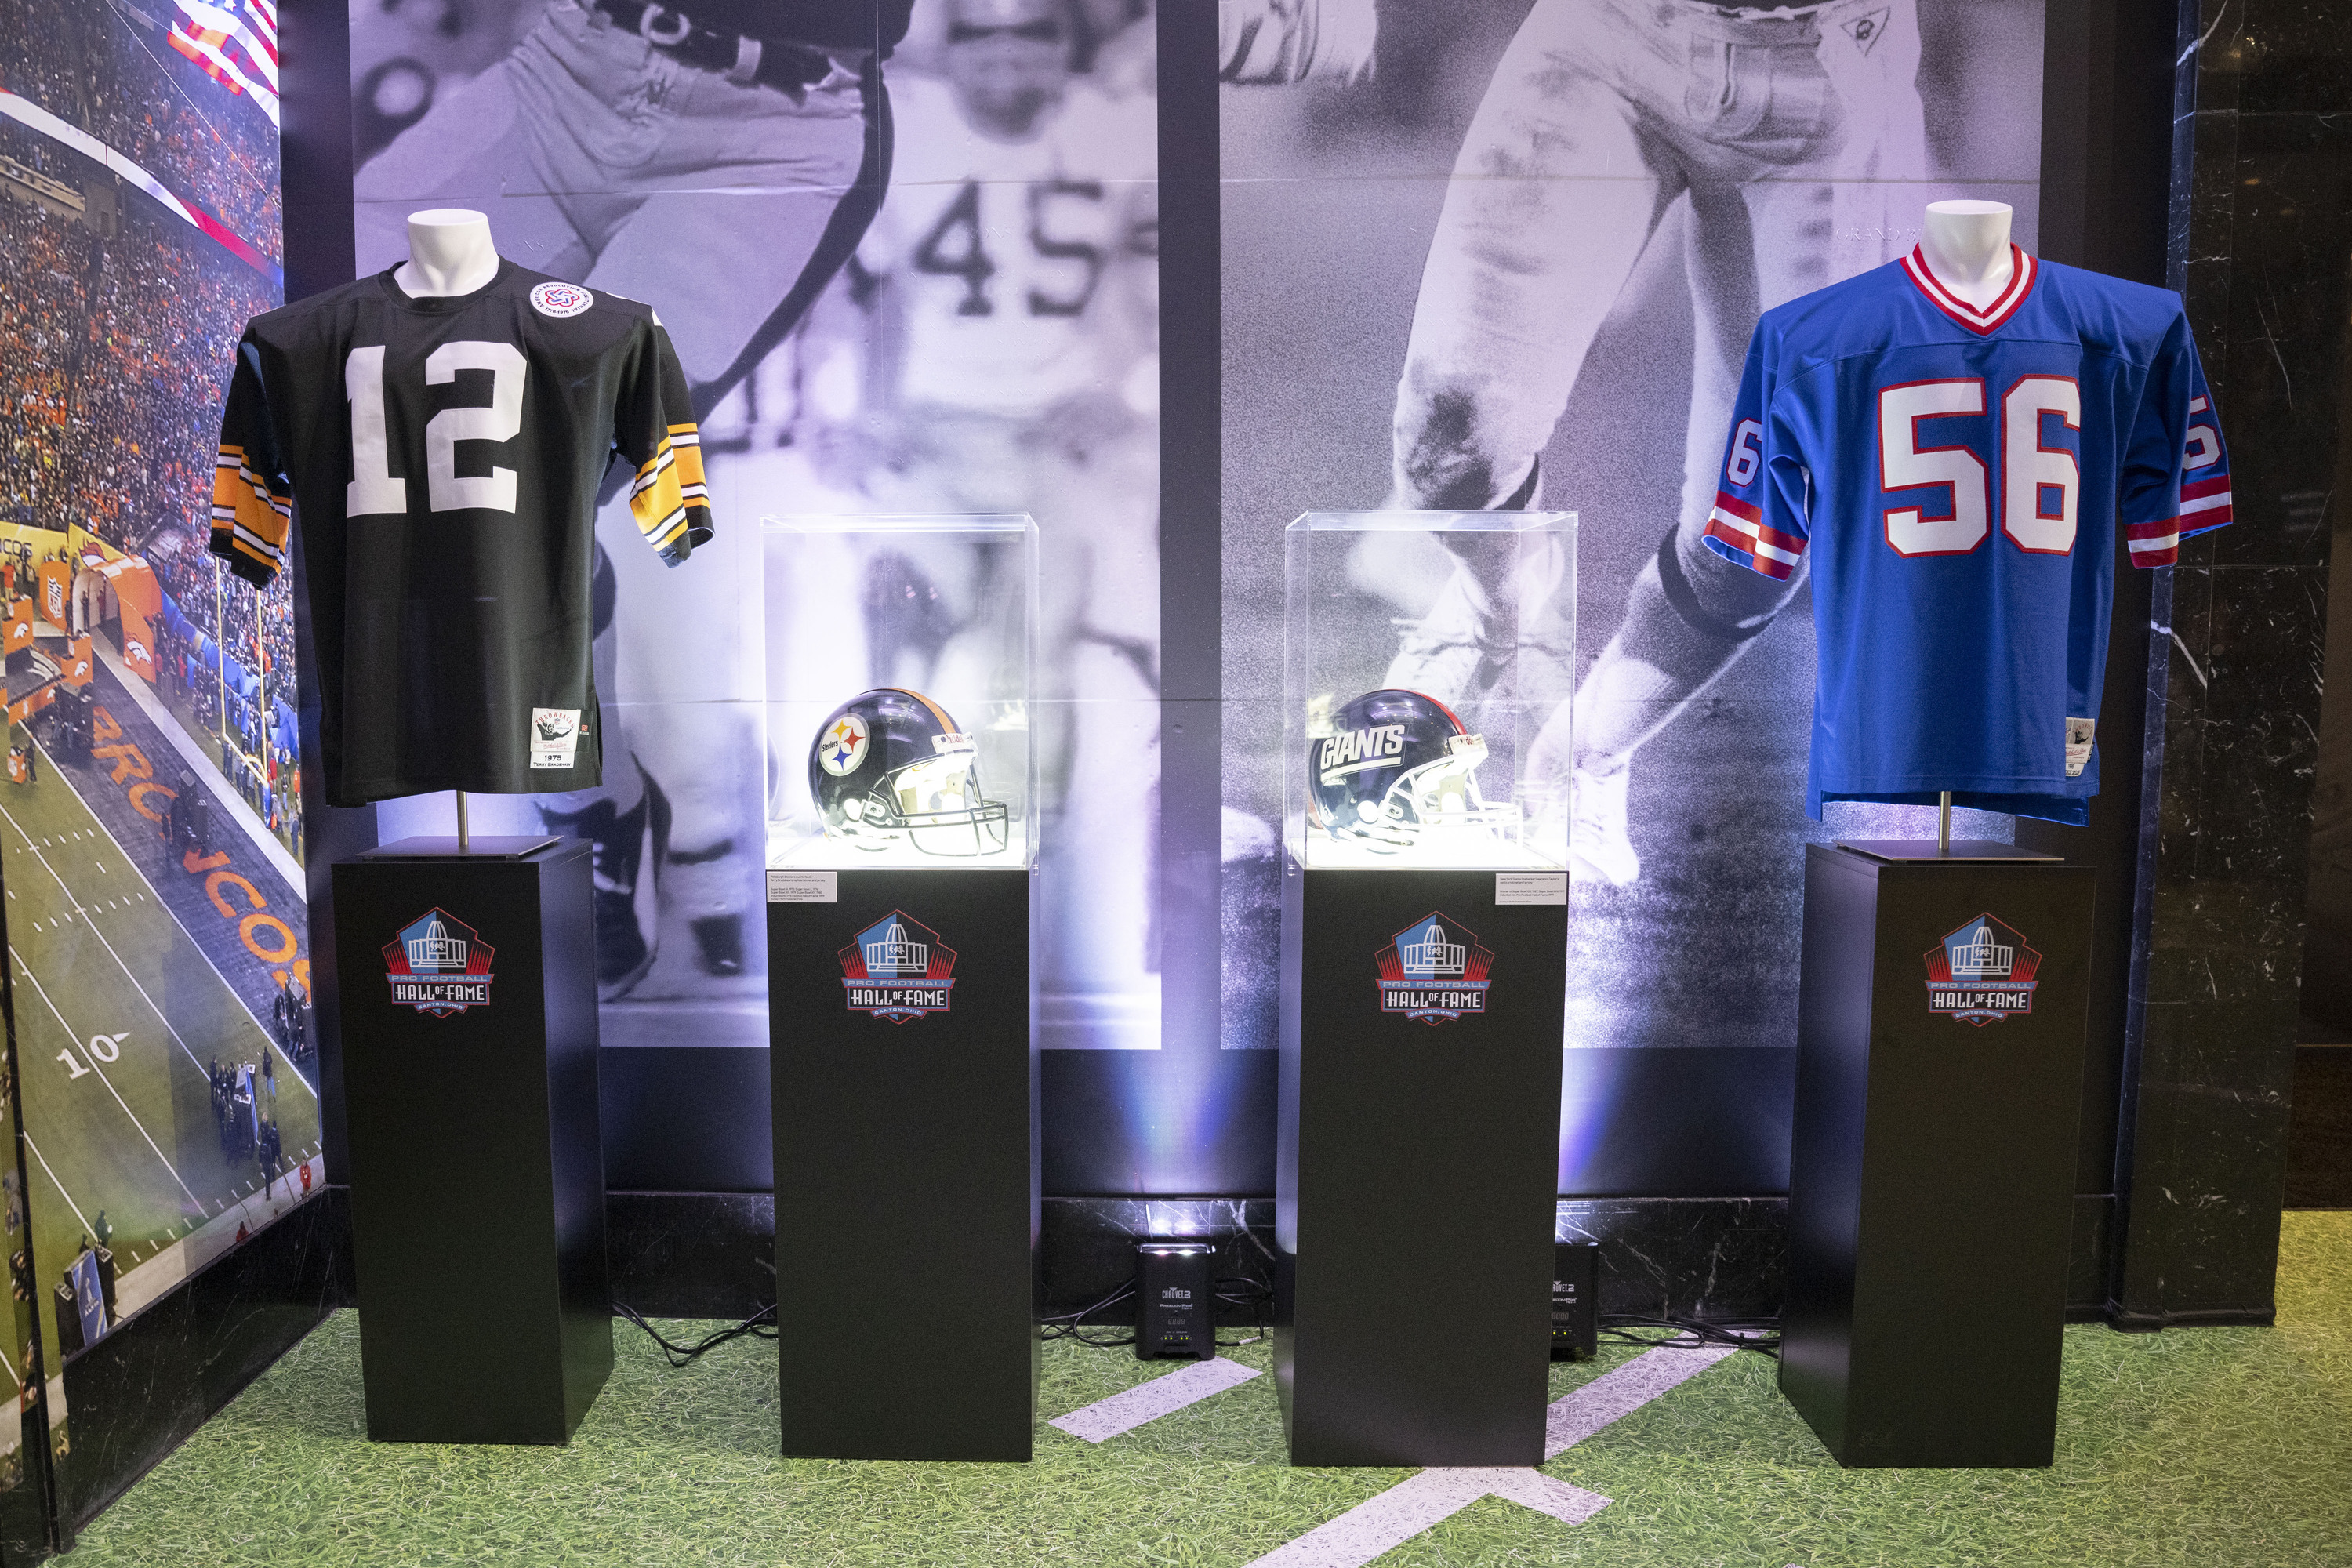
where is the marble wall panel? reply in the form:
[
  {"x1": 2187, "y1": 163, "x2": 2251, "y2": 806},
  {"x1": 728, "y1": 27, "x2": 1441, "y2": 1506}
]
[
  {"x1": 54, "y1": 1192, "x2": 347, "y2": 1545},
  {"x1": 2114, "y1": 1, "x2": 2346, "y2": 1323}
]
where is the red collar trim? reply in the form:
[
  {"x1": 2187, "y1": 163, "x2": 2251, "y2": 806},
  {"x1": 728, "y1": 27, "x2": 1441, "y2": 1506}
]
[{"x1": 1902, "y1": 244, "x2": 2035, "y2": 336}]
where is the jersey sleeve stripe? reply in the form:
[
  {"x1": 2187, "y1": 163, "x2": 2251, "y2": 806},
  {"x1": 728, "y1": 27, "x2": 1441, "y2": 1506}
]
[
  {"x1": 644, "y1": 507, "x2": 689, "y2": 549},
  {"x1": 1703, "y1": 522, "x2": 1798, "y2": 581},
  {"x1": 1706, "y1": 498, "x2": 1806, "y2": 565},
  {"x1": 629, "y1": 445, "x2": 675, "y2": 495},
  {"x1": 1708, "y1": 491, "x2": 1804, "y2": 554},
  {"x1": 638, "y1": 423, "x2": 713, "y2": 562},
  {"x1": 667, "y1": 423, "x2": 709, "y2": 496},
  {"x1": 1711, "y1": 489, "x2": 1762, "y2": 524},
  {"x1": 629, "y1": 435, "x2": 706, "y2": 563},
  {"x1": 2176, "y1": 475, "x2": 2232, "y2": 537},
  {"x1": 2126, "y1": 517, "x2": 2180, "y2": 568},
  {"x1": 209, "y1": 442, "x2": 291, "y2": 585}
]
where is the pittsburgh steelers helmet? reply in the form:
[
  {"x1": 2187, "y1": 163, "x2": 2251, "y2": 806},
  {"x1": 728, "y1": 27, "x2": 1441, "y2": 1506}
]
[
  {"x1": 809, "y1": 688, "x2": 1009, "y2": 855},
  {"x1": 1306, "y1": 688, "x2": 1514, "y2": 851}
]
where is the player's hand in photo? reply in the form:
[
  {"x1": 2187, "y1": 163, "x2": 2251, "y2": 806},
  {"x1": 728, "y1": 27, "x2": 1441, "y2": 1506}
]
[{"x1": 1218, "y1": 0, "x2": 1377, "y2": 85}]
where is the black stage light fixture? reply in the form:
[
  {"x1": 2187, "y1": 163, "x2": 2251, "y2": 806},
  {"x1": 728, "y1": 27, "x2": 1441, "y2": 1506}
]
[
  {"x1": 1135, "y1": 1238, "x2": 1218, "y2": 1360},
  {"x1": 1552, "y1": 1240, "x2": 1599, "y2": 1359}
]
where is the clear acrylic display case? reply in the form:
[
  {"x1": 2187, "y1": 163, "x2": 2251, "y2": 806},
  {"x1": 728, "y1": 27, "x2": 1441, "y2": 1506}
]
[
  {"x1": 1285, "y1": 510, "x2": 1577, "y2": 869},
  {"x1": 764, "y1": 514, "x2": 1037, "y2": 869}
]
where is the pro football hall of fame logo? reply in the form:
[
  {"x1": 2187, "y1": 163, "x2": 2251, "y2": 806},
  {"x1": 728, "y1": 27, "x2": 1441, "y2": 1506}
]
[
  {"x1": 838, "y1": 911, "x2": 957, "y2": 1022},
  {"x1": 1923, "y1": 913, "x2": 2042, "y2": 1025},
  {"x1": 383, "y1": 909, "x2": 494, "y2": 1017},
  {"x1": 1374, "y1": 913, "x2": 1495, "y2": 1025}
]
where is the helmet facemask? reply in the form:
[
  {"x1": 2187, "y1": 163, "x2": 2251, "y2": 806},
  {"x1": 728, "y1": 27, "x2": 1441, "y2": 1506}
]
[
  {"x1": 840, "y1": 730, "x2": 1011, "y2": 856},
  {"x1": 1338, "y1": 731, "x2": 1519, "y2": 853}
]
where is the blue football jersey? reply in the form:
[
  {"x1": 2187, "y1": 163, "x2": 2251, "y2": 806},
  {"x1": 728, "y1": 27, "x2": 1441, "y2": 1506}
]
[{"x1": 1704, "y1": 245, "x2": 2232, "y2": 824}]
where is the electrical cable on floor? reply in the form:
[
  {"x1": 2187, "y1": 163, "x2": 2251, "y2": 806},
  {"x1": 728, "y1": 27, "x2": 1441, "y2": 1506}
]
[
  {"x1": 1038, "y1": 1273, "x2": 1280, "y2": 1351},
  {"x1": 1037, "y1": 1280, "x2": 1139, "y2": 1345},
  {"x1": 1214, "y1": 1274, "x2": 1274, "y2": 1347},
  {"x1": 615, "y1": 1302, "x2": 778, "y2": 1367},
  {"x1": 618, "y1": 1297, "x2": 1777, "y2": 1364},
  {"x1": 1597, "y1": 1312, "x2": 1781, "y2": 1358}
]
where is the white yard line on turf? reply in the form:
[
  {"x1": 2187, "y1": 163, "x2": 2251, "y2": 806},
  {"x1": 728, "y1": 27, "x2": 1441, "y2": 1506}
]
[
  {"x1": 10, "y1": 947, "x2": 201, "y2": 1205},
  {"x1": 0, "y1": 783, "x2": 317, "y2": 1102},
  {"x1": 90, "y1": 637, "x2": 305, "y2": 888},
  {"x1": 1240, "y1": 1344, "x2": 1737, "y2": 1568},
  {"x1": 1049, "y1": 1356, "x2": 1262, "y2": 1442},
  {"x1": 1544, "y1": 1342, "x2": 1736, "y2": 1457},
  {"x1": 23, "y1": 1131, "x2": 94, "y2": 1236},
  {"x1": 0, "y1": 794, "x2": 211, "y2": 1079},
  {"x1": 1247, "y1": 1467, "x2": 1610, "y2": 1568}
]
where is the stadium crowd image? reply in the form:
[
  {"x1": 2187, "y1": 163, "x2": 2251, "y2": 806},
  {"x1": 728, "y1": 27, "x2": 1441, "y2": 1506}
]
[{"x1": 0, "y1": 0, "x2": 2347, "y2": 1562}]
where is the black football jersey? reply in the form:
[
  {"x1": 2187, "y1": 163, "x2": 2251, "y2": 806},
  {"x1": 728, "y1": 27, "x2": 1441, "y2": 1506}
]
[{"x1": 211, "y1": 260, "x2": 711, "y2": 805}]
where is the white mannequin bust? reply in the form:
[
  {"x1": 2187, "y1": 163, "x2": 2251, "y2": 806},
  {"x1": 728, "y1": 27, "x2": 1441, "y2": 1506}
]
[
  {"x1": 1917, "y1": 200, "x2": 2015, "y2": 313},
  {"x1": 393, "y1": 208, "x2": 500, "y2": 298}
]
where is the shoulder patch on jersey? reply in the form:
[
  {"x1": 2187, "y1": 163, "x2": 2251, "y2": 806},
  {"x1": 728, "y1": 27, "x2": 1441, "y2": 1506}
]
[{"x1": 530, "y1": 282, "x2": 595, "y2": 319}]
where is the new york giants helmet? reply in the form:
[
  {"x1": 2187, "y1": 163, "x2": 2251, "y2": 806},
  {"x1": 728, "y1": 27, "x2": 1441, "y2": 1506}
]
[
  {"x1": 1306, "y1": 688, "x2": 1513, "y2": 851},
  {"x1": 810, "y1": 688, "x2": 1009, "y2": 855}
]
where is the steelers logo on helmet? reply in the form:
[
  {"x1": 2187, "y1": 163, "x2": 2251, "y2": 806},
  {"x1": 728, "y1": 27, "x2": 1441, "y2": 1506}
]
[
  {"x1": 816, "y1": 712, "x2": 869, "y2": 775},
  {"x1": 1306, "y1": 688, "x2": 1518, "y2": 852},
  {"x1": 808, "y1": 689, "x2": 1011, "y2": 857}
]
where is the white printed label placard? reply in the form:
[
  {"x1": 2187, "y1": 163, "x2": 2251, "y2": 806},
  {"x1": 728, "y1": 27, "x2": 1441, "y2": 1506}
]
[
  {"x1": 768, "y1": 870, "x2": 837, "y2": 904},
  {"x1": 1495, "y1": 873, "x2": 1568, "y2": 906},
  {"x1": 529, "y1": 708, "x2": 582, "y2": 770}
]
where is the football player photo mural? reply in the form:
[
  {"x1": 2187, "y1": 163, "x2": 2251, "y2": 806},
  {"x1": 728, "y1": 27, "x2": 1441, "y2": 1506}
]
[
  {"x1": 347, "y1": 0, "x2": 1161, "y2": 1049},
  {"x1": 1221, "y1": 0, "x2": 2048, "y2": 1053}
]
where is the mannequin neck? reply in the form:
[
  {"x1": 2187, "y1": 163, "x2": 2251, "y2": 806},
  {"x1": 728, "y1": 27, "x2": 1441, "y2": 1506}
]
[
  {"x1": 394, "y1": 209, "x2": 500, "y2": 299},
  {"x1": 1918, "y1": 201, "x2": 2014, "y2": 312}
]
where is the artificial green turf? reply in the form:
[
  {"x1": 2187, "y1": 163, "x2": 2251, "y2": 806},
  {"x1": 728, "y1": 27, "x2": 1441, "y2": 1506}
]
[{"x1": 65, "y1": 1213, "x2": 2352, "y2": 1567}]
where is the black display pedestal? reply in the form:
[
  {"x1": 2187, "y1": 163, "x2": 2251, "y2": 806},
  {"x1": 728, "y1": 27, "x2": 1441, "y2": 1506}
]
[
  {"x1": 332, "y1": 837, "x2": 609, "y2": 1444},
  {"x1": 1276, "y1": 863, "x2": 1566, "y2": 1467},
  {"x1": 1782, "y1": 844, "x2": 2095, "y2": 1468},
  {"x1": 768, "y1": 866, "x2": 1037, "y2": 1460}
]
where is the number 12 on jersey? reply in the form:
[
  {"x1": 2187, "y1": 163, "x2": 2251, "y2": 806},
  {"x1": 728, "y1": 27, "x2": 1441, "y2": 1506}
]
[
  {"x1": 346, "y1": 342, "x2": 528, "y2": 517},
  {"x1": 1877, "y1": 376, "x2": 2080, "y2": 557}
]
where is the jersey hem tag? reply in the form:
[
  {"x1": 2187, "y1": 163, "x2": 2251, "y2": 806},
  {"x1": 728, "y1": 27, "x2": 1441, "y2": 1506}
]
[
  {"x1": 2065, "y1": 717, "x2": 2095, "y2": 778},
  {"x1": 530, "y1": 708, "x2": 583, "y2": 769}
]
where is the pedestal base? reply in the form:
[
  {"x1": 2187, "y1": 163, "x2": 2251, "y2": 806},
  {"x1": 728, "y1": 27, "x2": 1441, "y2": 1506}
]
[
  {"x1": 1833, "y1": 839, "x2": 2063, "y2": 863},
  {"x1": 1277, "y1": 863, "x2": 1566, "y2": 1467},
  {"x1": 768, "y1": 866, "x2": 1037, "y2": 1461},
  {"x1": 333, "y1": 839, "x2": 608, "y2": 1444},
  {"x1": 1780, "y1": 845, "x2": 2094, "y2": 1468}
]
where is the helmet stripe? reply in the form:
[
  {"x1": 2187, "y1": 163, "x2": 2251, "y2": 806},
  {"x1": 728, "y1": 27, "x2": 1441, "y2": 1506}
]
[
  {"x1": 880, "y1": 686, "x2": 960, "y2": 735},
  {"x1": 1380, "y1": 687, "x2": 1467, "y2": 735}
]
